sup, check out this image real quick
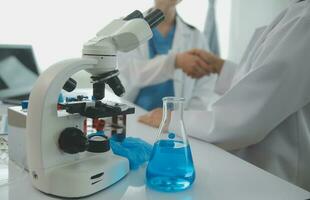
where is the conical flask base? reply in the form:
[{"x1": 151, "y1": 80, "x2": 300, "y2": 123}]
[{"x1": 146, "y1": 140, "x2": 195, "y2": 192}]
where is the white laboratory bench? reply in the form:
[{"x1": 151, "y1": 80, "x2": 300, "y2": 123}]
[{"x1": 0, "y1": 92, "x2": 309, "y2": 200}]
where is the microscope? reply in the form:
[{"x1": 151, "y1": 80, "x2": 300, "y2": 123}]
[{"x1": 26, "y1": 9, "x2": 164, "y2": 198}]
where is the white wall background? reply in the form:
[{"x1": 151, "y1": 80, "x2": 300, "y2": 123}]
[
  {"x1": 0, "y1": 0, "x2": 207, "y2": 71},
  {"x1": 0, "y1": 0, "x2": 292, "y2": 87},
  {"x1": 216, "y1": 0, "x2": 232, "y2": 59},
  {"x1": 0, "y1": 0, "x2": 152, "y2": 71},
  {"x1": 0, "y1": 0, "x2": 210, "y2": 87}
]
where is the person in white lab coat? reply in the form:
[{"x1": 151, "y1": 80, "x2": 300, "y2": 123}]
[
  {"x1": 140, "y1": 0, "x2": 310, "y2": 191},
  {"x1": 118, "y1": 0, "x2": 218, "y2": 111}
]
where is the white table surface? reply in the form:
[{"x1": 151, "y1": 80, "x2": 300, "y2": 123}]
[{"x1": 0, "y1": 92, "x2": 309, "y2": 200}]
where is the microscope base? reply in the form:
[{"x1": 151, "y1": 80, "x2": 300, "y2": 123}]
[{"x1": 31, "y1": 152, "x2": 129, "y2": 198}]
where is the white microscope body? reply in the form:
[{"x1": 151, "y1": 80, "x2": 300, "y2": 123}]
[{"x1": 26, "y1": 9, "x2": 164, "y2": 198}]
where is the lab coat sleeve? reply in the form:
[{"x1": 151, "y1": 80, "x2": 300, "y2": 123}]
[
  {"x1": 118, "y1": 52, "x2": 176, "y2": 101},
  {"x1": 187, "y1": 33, "x2": 220, "y2": 109},
  {"x1": 184, "y1": 16, "x2": 310, "y2": 150},
  {"x1": 187, "y1": 75, "x2": 219, "y2": 110},
  {"x1": 214, "y1": 60, "x2": 238, "y2": 95},
  {"x1": 213, "y1": 26, "x2": 267, "y2": 96}
]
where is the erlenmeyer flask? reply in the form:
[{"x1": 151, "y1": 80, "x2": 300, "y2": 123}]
[{"x1": 146, "y1": 97, "x2": 195, "y2": 192}]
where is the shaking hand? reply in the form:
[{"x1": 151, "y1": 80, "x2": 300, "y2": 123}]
[
  {"x1": 176, "y1": 51, "x2": 211, "y2": 79},
  {"x1": 175, "y1": 49, "x2": 224, "y2": 79},
  {"x1": 189, "y1": 49, "x2": 225, "y2": 74}
]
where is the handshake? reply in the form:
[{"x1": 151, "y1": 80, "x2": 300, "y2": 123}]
[{"x1": 175, "y1": 49, "x2": 225, "y2": 79}]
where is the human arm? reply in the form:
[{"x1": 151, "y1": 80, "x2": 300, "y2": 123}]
[
  {"x1": 117, "y1": 51, "x2": 177, "y2": 101},
  {"x1": 189, "y1": 49, "x2": 239, "y2": 94},
  {"x1": 186, "y1": 74, "x2": 219, "y2": 109},
  {"x1": 188, "y1": 26, "x2": 269, "y2": 96},
  {"x1": 185, "y1": 33, "x2": 234, "y2": 109},
  {"x1": 118, "y1": 50, "x2": 210, "y2": 101},
  {"x1": 184, "y1": 16, "x2": 310, "y2": 150},
  {"x1": 139, "y1": 16, "x2": 310, "y2": 151}
]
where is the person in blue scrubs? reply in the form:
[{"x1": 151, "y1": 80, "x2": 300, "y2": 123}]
[
  {"x1": 134, "y1": 25, "x2": 176, "y2": 110},
  {"x1": 118, "y1": 0, "x2": 217, "y2": 112}
]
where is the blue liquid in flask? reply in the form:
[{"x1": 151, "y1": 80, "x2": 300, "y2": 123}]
[{"x1": 146, "y1": 140, "x2": 195, "y2": 192}]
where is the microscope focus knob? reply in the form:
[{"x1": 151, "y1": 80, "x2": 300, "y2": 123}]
[{"x1": 58, "y1": 127, "x2": 89, "y2": 154}]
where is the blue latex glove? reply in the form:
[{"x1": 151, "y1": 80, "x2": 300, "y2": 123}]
[{"x1": 110, "y1": 137, "x2": 153, "y2": 170}]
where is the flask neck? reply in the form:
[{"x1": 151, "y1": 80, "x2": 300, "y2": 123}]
[
  {"x1": 162, "y1": 98, "x2": 184, "y2": 125},
  {"x1": 157, "y1": 97, "x2": 188, "y2": 145}
]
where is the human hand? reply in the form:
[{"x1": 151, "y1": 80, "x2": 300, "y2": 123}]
[
  {"x1": 110, "y1": 137, "x2": 152, "y2": 170},
  {"x1": 138, "y1": 108, "x2": 163, "y2": 128},
  {"x1": 176, "y1": 51, "x2": 212, "y2": 79},
  {"x1": 189, "y1": 49, "x2": 225, "y2": 74}
]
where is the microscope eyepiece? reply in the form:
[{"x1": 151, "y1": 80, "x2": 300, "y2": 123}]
[
  {"x1": 123, "y1": 9, "x2": 164, "y2": 30},
  {"x1": 124, "y1": 10, "x2": 144, "y2": 20},
  {"x1": 144, "y1": 9, "x2": 165, "y2": 28}
]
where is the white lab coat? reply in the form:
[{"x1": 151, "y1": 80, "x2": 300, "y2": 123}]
[
  {"x1": 117, "y1": 16, "x2": 218, "y2": 110},
  {"x1": 184, "y1": 0, "x2": 310, "y2": 190}
]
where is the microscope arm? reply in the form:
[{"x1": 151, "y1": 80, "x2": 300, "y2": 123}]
[{"x1": 82, "y1": 9, "x2": 165, "y2": 100}]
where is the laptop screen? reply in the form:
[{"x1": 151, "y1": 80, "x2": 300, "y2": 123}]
[{"x1": 0, "y1": 45, "x2": 39, "y2": 100}]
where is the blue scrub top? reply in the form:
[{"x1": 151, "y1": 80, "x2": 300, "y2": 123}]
[{"x1": 134, "y1": 26, "x2": 176, "y2": 111}]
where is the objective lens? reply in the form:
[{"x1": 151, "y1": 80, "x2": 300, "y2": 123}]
[
  {"x1": 93, "y1": 81, "x2": 105, "y2": 100},
  {"x1": 106, "y1": 76, "x2": 125, "y2": 97}
]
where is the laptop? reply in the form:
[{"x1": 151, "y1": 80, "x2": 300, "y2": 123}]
[{"x1": 0, "y1": 44, "x2": 40, "y2": 104}]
